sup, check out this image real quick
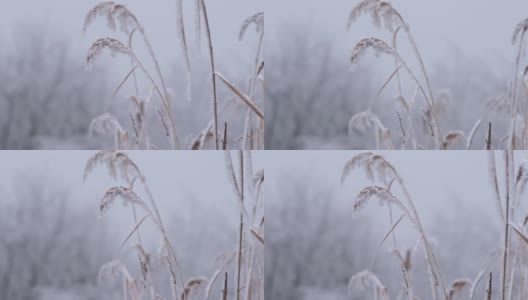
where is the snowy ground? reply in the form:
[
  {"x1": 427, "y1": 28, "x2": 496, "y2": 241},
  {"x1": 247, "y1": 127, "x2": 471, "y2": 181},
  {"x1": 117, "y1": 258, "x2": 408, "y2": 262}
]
[{"x1": 296, "y1": 286, "x2": 351, "y2": 300}]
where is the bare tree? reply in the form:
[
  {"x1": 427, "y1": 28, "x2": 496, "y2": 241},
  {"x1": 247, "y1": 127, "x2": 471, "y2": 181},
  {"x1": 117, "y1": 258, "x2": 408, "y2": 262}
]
[
  {"x1": 265, "y1": 25, "x2": 373, "y2": 149},
  {"x1": 0, "y1": 174, "x2": 112, "y2": 300},
  {"x1": 0, "y1": 24, "x2": 108, "y2": 149}
]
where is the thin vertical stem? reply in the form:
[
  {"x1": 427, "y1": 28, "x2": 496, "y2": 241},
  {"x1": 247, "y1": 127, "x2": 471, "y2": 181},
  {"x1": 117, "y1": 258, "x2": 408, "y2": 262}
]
[
  {"x1": 487, "y1": 272, "x2": 492, "y2": 300},
  {"x1": 407, "y1": 33, "x2": 435, "y2": 110},
  {"x1": 509, "y1": 30, "x2": 525, "y2": 150},
  {"x1": 141, "y1": 35, "x2": 180, "y2": 149},
  {"x1": 487, "y1": 122, "x2": 492, "y2": 150},
  {"x1": 502, "y1": 150, "x2": 512, "y2": 300},
  {"x1": 176, "y1": 0, "x2": 192, "y2": 102},
  {"x1": 236, "y1": 151, "x2": 244, "y2": 300},
  {"x1": 222, "y1": 272, "x2": 228, "y2": 300},
  {"x1": 222, "y1": 122, "x2": 227, "y2": 150},
  {"x1": 200, "y1": 0, "x2": 219, "y2": 149}
]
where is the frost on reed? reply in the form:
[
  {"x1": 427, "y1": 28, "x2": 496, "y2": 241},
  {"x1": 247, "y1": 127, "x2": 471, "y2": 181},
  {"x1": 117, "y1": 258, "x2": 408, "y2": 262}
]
[
  {"x1": 348, "y1": 269, "x2": 389, "y2": 300},
  {"x1": 84, "y1": 150, "x2": 264, "y2": 300},
  {"x1": 339, "y1": 151, "x2": 528, "y2": 299},
  {"x1": 442, "y1": 131, "x2": 466, "y2": 150},
  {"x1": 215, "y1": 12, "x2": 265, "y2": 150},
  {"x1": 348, "y1": 110, "x2": 393, "y2": 149},
  {"x1": 342, "y1": 152, "x2": 447, "y2": 300},
  {"x1": 224, "y1": 151, "x2": 265, "y2": 300},
  {"x1": 82, "y1": 2, "x2": 264, "y2": 150},
  {"x1": 346, "y1": 2, "x2": 528, "y2": 150},
  {"x1": 446, "y1": 279, "x2": 471, "y2": 300},
  {"x1": 346, "y1": 0, "x2": 446, "y2": 149},
  {"x1": 508, "y1": 16, "x2": 528, "y2": 150},
  {"x1": 486, "y1": 151, "x2": 528, "y2": 300}
]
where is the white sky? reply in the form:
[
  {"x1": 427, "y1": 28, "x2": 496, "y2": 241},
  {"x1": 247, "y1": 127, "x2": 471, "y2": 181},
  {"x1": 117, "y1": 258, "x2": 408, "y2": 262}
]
[
  {"x1": 264, "y1": 150, "x2": 525, "y2": 232},
  {"x1": 267, "y1": 0, "x2": 528, "y2": 66},
  {"x1": 0, "y1": 0, "x2": 263, "y2": 67},
  {"x1": 0, "y1": 150, "x2": 264, "y2": 225}
]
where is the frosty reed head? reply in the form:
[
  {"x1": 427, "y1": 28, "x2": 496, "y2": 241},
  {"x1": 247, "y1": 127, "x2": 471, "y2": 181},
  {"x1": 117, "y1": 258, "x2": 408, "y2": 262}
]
[
  {"x1": 350, "y1": 38, "x2": 398, "y2": 68},
  {"x1": 443, "y1": 130, "x2": 466, "y2": 149},
  {"x1": 513, "y1": 18, "x2": 528, "y2": 45},
  {"x1": 447, "y1": 279, "x2": 471, "y2": 300},
  {"x1": 84, "y1": 150, "x2": 143, "y2": 183},
  {"x1": 239, "y1": 12, "x2": 264, "y2": 41},
  {"x1": 86, "y1": 37, "x2": 133, "y2": 70},
  {"x1": 353, "y1": 186, "x2": 401, "y2": 211},
  {"x1": 348, "y1": 110, "x2": 386, "y2": 134},
  {"x1": 348, "y1": 0, "x2": 406, "y2": 33},
  {"x1": 341, "y1": 152, "x2": 399, "y2": 186},
  {"x1": 99, "y1": 186, "x2": 144, "y2": 216},
  {"x1": 89, "y1": 112, "x2": 124, "y2": 137},
  {"x1": 348, "y1": 269, "x2": 389, "y2": 300},
  {"x1": 99, "y1": 259, "x2": 134, "y2": 282},
  {"x1": 83, "y1": 2, "x2": 143, "y2": 35}
]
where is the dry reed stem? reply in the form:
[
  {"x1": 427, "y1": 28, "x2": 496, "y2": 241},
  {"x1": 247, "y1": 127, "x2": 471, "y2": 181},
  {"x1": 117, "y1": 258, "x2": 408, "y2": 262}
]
[
  {"x1": 342, "y1": 153, "x2": 447, "y2": 298},
  {"x1": 350, "y1": 38, "x2": 443, "y2": 148},
  {"x1": 118, "y1": 215, "x2": 149, "y2": 252},
  {"x1": 215, "y1": 72, "x2": 264, "y2": 120},
  {"x1": 469, "y1": 251, "x2": 500, "y2": 300},
  {"x1": 128, "y1": 29, "x2": 140, "y2": 96},
  {"x1": 176, "y1": 0, "x2": 192, "y2": 103},
  {"x1": 466, "y1": 97, "x2": 505, "y2": 149},
  {"x1": 242, "y1": 108, "x2": 252, "y2": 150},
  {"x1": 189, "y1": 99, "x2": 233, "y2": 150},
  {"x1": 390, "y1": 249, "x2": 412, "y2": 300},
  {"x1": 488, "y1": 152, "x2": 505, "y2": 222},
  {"x1": 222, "y1": 272, "x2": 228, "y2": 300},
  {"x1": 376, "y1": 65, "x2": 403, "y2": 96},
  {"x1": 487, "y1": 272, "x2": 492, "y2": 300},
  {"x1": 487, "y1": 122, "x2": 492, "y2": 150},
  {"x1": 508, "y1": 223, "x2": 526, "y2": 299},
  {"x1": 368, "y1": 214, "x2": 406, "y2": 270},
  {"x1": 510, "y1": 23, "x2": 527, "y2": 149},
  {"x1": 244, "y1": 242, "x2": 256, "y2": 300},
  {"x1": 236, "y1": 151, "x2": 244, "y2": 300},
  {"x1": 106, "y1": 64, "x2": 140, "y2": 112},
  {"x1": 502, "y1": 151, "x2": 513, "y2": 300},
  {"x1": 204, "y1": 252, "x2": 236, "y2": 300},
  {"x1": 138, "y1": 30, "x2": 179, "y2": 149},
  {"x1": 194, "y1": 0, "x2": 202, "y2": 46},
  {"x1": 240, "y1": 12, "x2": 264, "y2": 148},
  {"x1": 510, "y1": 223, "x2": 528, "y2": 244},
  {"x1": 250, "y1": 227, "x2": 264, "y2": 244},
  {"x1": 224, "y1": 151, "x2": 250, "y2": 219},
  {"x1": 223, "y1": 122, "x2": 228, "y2": 150},
  {"x1": 198, "y1": 0, "x2": 219, "y2": 149}
]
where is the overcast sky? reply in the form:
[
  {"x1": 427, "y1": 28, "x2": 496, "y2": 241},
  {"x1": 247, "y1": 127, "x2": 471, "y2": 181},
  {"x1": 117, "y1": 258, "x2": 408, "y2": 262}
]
[
  {"x1": 0, "y1": 0, "x2": 263, "y2": 67},
  {"x1": 267, "y1": 0, "x2": 528, "y2": 67},
  {"x1": 0, "y1": 150, "x2": 263, "y2": 234},
  {"x1": 265, "y1": 151, "x2": 526, "y2": 233}
]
